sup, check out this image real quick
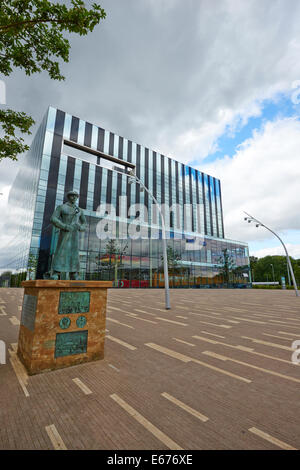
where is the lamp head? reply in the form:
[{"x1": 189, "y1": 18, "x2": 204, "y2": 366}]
[{"x1": 128, "y1": 168, "x2": 136, "y2": 177}]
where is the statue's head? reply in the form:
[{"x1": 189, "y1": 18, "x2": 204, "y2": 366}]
[{"x1": 66, "y1": 190, "x2": 79, "y2": 204}]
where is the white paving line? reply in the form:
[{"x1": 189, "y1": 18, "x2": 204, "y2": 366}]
[
  {"x1": 155, "y1": 317, "x2": 187, "y2": 326},
  {"x1": 248, "y1": 427, "x2": 296, "y2": 450},
  {"x1": 161, "y1": 392, "x2": 209, "y2": 422},
  {"x1": 173, "y1": 338, "x2": 195, "y2": 346},
  {"x1": 201, "y1": 331, "x2": 226, "y2": 339},
  {"x1": 126, "y1": 314, "x2": 157, "y2": 324},
  {"x1": 134, "y1": 309, "x2": 156, "y2": 316},
  {"x1": 45, "y1": 424, "x2": 67, "y2": 450},
  {"x1": 197, "y1": 320, "x2": 232, "y2": 329},
  {"x1": 242, "y1": 336, "x2": 293, "y2": 351},
  {"x1": 262, "y1": 333, "x2": 292, "y2": 341},
  {"x1": 106, "y1": 318, "x2": 135, "y2": 329},
  {"x1": 106, "y1": 335, "x2": 137, "y2": 350},
  {"x1": 145, "y1": 343, "x2": 251, "y2": 383},
  {"x1": 72, "y1": 378, "x2": 92, "y2": 395},
  {"x1": 278, "y1": 331, "x2": 300, "y2": 337},
  {"x1": 8, "y1": 347, "x2": 29, "y2": 397},
  {"x1": 194, "y1": 335, "x2": 297, "y2": 365},
  {"x1": 110, "y1": 393, "x2": 183, "y2": 450},
  {"x1": 202, "y1": 351, "x2": 300, "y2": 383}
]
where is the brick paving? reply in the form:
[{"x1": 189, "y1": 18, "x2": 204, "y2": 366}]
[{"x1": 0, "y1": 287, "x2": 299, "y2": 450}]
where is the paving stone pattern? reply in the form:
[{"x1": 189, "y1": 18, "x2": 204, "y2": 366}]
[{"x1": 0, "y1": 288, "x2": 299, "y2": 450}]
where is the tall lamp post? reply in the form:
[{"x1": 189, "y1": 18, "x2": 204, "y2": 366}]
[
  {"x1": 244, "y1": 211, "x2": 299, "y2": 297},
  {"x1": 287, "y1": 261, "x2": 291, "y2": 286},
  {"x1": 128, "y1": 169, "x2": 171, "y2": 310},
  {"x1": 104, "y1": 166, "x2": 171, "y2": 309}
]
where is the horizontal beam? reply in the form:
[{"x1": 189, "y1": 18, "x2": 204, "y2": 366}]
[{"x1": 63, "y1": 139, "x2": 136, "y2": 170}]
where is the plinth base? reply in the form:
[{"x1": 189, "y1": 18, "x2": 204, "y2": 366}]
[{"x1": 17, "y1": 280, "x2": 112, "y2": 375}]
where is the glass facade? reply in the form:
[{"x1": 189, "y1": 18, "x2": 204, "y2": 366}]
[{"x1": 6, "y1": 106, "x2": 250, "y2": 287}]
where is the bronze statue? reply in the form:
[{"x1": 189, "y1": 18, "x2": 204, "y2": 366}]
[{"x1": 50, "y1": 191, "x2": 87, "y2": 280}]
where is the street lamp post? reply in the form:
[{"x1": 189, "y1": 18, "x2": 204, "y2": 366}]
[
  {"x1": 128, "y1": 170, "x2": 171, "y2": 310},
  {"x1": 244, "y1": 211, "x2": 299, "y2": 297},
  {"x1": 103, "y1": 166, "x2": 171, "y2": 309},
  {"x1": 287, "y1": 261, "x2": 291, "y2": 286}
]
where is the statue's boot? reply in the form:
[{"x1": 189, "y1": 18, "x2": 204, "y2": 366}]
[
  {"x1": 70, "y1": 272, "x2": 79, "y2": 280},
  {"x1": 50, "y1": 272, "x2": 59, "y2": 280}
]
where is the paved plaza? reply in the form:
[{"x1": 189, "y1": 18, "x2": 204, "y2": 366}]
[{"x1": 0, "y1": 288, "x2": 299, "y2": 450}]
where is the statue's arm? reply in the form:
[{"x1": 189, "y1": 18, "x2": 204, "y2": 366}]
[{"x1": 50, "y1": 206, "x2": 68, "y2": 230}]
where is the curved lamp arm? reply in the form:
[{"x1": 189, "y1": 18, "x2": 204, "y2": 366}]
[{"x1": 244, "y1": 211, "x2": 299, "y2": 297}]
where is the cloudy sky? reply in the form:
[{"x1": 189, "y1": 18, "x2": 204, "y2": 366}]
[{"x1": 1, "y1": 0, "x2": 300, "y2": 268}]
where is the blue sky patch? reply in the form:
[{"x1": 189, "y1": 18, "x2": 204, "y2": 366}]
[{"x1": 199, "y1": 94, "x2": 300, "y2": 165}]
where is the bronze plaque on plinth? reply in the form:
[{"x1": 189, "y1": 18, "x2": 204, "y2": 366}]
[{"x1": 58, "y1": 291, "x2": 90, "y2": 314}]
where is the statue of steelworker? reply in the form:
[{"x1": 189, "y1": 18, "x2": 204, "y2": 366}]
[{"x1": 50, "y1": 190, "x2": 87, "y2": 280}]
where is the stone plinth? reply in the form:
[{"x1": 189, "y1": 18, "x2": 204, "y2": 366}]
[{"x1": 17, "y1": 280, "x2": 112, "y2": 375}]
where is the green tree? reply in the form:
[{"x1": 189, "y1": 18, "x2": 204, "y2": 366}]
[
  {"x1": 251, "y1": 255, "x2": 300, "y2": 286},
  {"x1": 0, "y1": 270, "x2": 12, "y2": 286},
  {"x1": 0, "y1": 0, "x2": 106, "y2": 161},
  {"x1": 27, "y1": 252, "x2": 38, "y2": 279},
  {"x1": 161, "y1": 245, "x2": 184, "y2": 286},
  {"x1": 216, "y1": 248, "x2": 235, "y2": 285},
  {"x1": 249, "y1": 256, "x2": 258, "y2": 280},
  {"x1": 165, "y1": 246, "x2": 181, "y2": 269},
  {"x1": 105, "y1": 239, "x2": 118, "y2": 266}
]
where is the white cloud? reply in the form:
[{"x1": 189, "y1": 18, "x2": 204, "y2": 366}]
[
  {"x1": 202, "y1": 117, "x2": 300, "y2": 247},
  {"x1": 251, "y1": 244, "x2": 300, "y2": 259},
  {"x1": 0, "y1": 185, "x2": 22, "y2": 270}
]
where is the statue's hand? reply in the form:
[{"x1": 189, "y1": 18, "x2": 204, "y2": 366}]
[{"x1": 67, "y1": 223, "x2": 81, "y2": 232}]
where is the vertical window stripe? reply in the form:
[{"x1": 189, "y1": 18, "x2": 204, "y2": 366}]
[
  {"x1": 64, "y1": 156, "x2": 75, "y2": 196},
  {"x1": 97, "y1": 128, "x2": 105, "y2": 152},
  {"x1": 161, "y1": 154, "x2": 165, "y2": 205},
  {"x1": 84, "y1": 122, "x2": 93, "y2": 147},
  {"x1": 213, "y1": 178, "x2": 220, "y2": 238},
  {"x1": 109, "y1": 132, "x2": 114, "y2": 155},
  {"x1": 202, "y1": 173, "x2": 207, "y2": 235},
  {"x1": 70, "y1": 116, "x2": 79, "y2": 142},
  {"x1": 218, "y1": 180, "x2": 225, "y2": 238},
  {"x1": 93, "y1": 165, "x2": 102, "y2": 211},
  {"x1": 144, "y1": 148, "x2": 149, "y2": 222},
  {"x1": 118, "y1": 136, "x2": 124, "y2": 160},
  {"x1": 106, "y1": 169, "x2": 113, "y2": 204},
  {"x1": 79, "y1": 161, "x2": 89, "y2": 209},
  {"x1": 136, "y1": 144, "x2": 141, "y2": 205}
]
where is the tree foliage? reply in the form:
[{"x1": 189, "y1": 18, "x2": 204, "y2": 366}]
[
  {"x1": 0, "y1": 0, "x2": 106, "y2": 161},
  {"x1": 0, "y1": 108, "x2": 34, "y2": 160},
  {"x1": 251, "y1": 255, "x2": 300, "y2": 285}
]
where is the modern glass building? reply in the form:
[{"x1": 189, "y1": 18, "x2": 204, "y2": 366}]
[{"x1": 7, "y1": 106, "x2": 250, "y2": 288}]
